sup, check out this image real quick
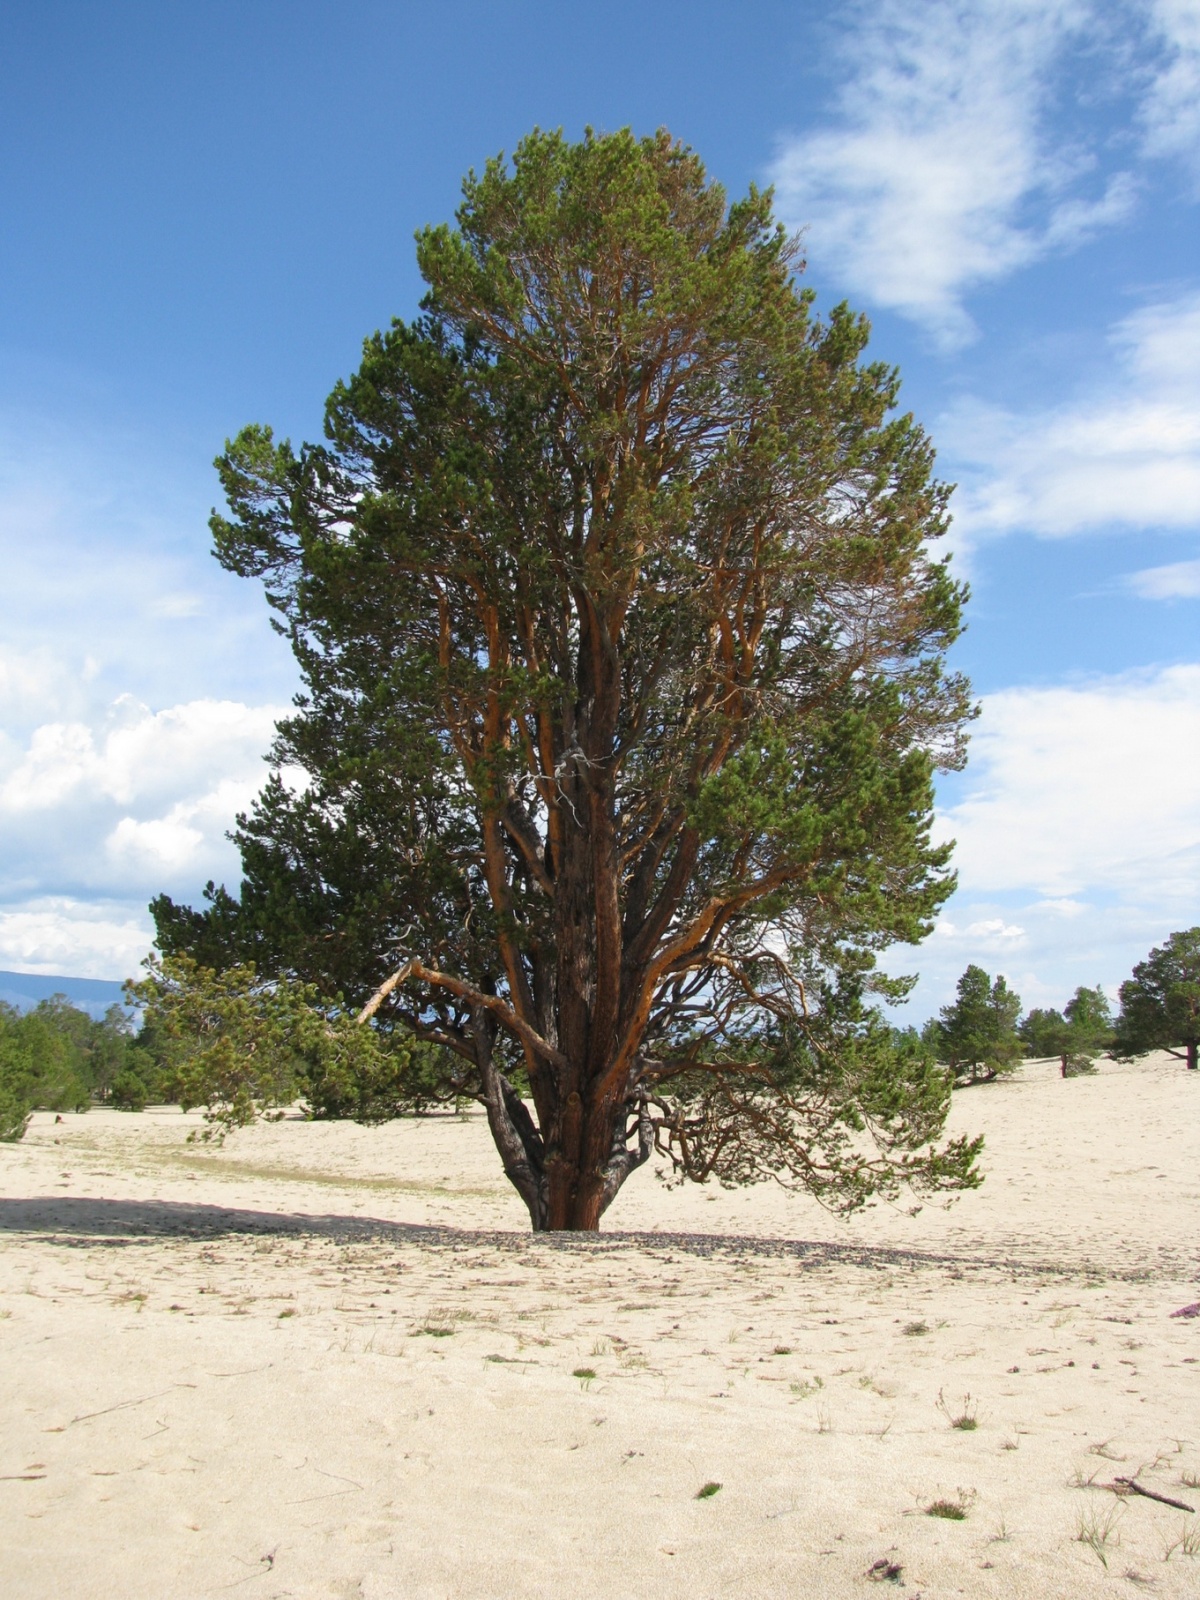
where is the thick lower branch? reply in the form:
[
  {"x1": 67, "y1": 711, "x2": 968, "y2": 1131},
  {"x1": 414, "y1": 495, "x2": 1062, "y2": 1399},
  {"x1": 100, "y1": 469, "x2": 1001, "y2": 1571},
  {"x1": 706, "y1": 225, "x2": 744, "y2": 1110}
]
[{"x1": 357, "y1": 958, "x2": 566, "y2": 1070}]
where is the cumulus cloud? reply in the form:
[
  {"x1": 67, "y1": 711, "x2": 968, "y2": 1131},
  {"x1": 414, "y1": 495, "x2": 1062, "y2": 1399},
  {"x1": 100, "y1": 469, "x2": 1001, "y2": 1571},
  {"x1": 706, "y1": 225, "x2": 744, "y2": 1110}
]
[
  {"x1": 0, "y1": 692, "x2": 290, "y2": 974},
  {"x1": 946, "y1": 290, "x2": 1200, "y2": 541},
  {"x1": 938, "y1": 664, "x2": 1200, "y2": 900},
  {"x1": 0, "y1": 898, "x2": 154, "y2": 981},
  {"x1": 935, "y1": 917, "x2": 1027, "y2": 944},
  {"x1": 0, "y1": 696, "x2": 280, "y2": 816},
  {"x1": 0, "y1": 691, "x2": 289, "y2": 915},
  {"x1": 891, "y1": 664, "x2": 1200, "y2": 1015},
  {"x1": 769, "y1": 0, "x2": 1131, "y2": 344}
]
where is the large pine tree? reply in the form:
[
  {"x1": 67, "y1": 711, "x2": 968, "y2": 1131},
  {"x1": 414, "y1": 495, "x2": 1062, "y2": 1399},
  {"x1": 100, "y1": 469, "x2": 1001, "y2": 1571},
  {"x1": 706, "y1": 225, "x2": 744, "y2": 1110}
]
[{"x1": 155, "y1": 129, "x2": 980, "y2": 1229}]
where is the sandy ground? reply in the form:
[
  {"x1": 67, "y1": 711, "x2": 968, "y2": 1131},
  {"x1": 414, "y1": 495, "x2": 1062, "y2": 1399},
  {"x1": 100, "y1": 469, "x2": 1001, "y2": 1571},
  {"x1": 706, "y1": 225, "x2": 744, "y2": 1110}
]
[{"x1": 1, "y1": 1053, "x2": 1198, "y2": 1599}]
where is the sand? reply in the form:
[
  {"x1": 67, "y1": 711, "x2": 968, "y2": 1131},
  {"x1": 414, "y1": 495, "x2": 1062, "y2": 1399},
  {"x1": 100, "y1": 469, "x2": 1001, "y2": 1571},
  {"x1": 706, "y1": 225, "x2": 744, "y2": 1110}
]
[{"x1": 1, "y1": 1052, "x2": 1198, "y2": 1599}]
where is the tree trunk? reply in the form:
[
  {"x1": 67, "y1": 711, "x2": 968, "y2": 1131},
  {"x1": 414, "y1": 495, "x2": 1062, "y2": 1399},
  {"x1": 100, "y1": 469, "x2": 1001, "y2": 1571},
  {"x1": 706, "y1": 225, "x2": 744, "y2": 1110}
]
[{"x1": 1189, "y1": 1038, "x2": 1198, "y2": 1071}]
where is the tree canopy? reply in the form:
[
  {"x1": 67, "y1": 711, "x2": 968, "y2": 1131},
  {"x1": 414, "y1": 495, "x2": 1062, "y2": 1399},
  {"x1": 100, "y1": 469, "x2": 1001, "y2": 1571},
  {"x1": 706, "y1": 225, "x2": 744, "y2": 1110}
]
[
  {"x1": 154, "y1": 127, "x2": 980, "y2": 1229},
  {"x1": 1113, "y1": 928, "x2": 1200, "y2": 1071}
]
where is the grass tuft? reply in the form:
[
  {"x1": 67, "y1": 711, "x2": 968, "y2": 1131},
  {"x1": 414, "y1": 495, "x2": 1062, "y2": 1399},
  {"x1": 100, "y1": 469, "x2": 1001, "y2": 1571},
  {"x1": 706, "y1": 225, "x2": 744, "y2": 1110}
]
[
  {"x1": 937, "y1": 1389, "x2": 979, "y2": 1430},
  {"x1": 1076, "y1": 1502, "x2": 1123, "y2": 1568},
  {"x1": 695, "y1": 1481, "x2": 722, "y2": 1499},
  {"x1": 902, "y1": 1320, "x2": 929, "y2": 1337}
]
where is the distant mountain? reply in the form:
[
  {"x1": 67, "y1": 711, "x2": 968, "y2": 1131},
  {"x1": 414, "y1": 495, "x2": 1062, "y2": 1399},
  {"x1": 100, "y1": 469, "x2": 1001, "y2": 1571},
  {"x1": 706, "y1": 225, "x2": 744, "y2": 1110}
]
[{"x1": 0, "y1": 969, "x2": 128, "y2": 1019}]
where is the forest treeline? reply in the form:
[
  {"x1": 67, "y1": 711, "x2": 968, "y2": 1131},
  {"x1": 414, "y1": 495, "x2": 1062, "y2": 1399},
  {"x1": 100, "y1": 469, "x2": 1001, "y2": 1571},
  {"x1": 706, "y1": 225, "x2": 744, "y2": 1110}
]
[
  {"x1": 926, "y1": 926, "x2": 1200, "y2": 1085},
  {"x1": 0, "y1": 998, "x2": 170, "y2": 1141},
  {"x1": 1, "y1": 925, "x2": 1195, "y2": 1144}
]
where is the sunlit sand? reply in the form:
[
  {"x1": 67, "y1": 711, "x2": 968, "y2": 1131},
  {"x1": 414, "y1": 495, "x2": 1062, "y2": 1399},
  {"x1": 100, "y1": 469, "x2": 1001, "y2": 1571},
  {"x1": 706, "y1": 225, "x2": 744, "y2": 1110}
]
[{"x1": 2, "y1": 1052, "x2": 1198, "y2": 1598}]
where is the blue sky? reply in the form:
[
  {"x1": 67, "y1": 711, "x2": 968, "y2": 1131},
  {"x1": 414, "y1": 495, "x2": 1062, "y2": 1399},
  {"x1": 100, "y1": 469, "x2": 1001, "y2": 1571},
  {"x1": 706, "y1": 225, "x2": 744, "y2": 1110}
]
[{"x1": 1, "y1": 0, "x2": 1197, "y2": 1022}]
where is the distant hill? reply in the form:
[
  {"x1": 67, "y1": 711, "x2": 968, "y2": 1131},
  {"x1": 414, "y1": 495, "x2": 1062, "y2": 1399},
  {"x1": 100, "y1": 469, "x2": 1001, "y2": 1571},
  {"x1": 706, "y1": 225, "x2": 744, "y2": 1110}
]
[{"x1": 0, "y1": 969, "x2": 129, "y2": 1019}]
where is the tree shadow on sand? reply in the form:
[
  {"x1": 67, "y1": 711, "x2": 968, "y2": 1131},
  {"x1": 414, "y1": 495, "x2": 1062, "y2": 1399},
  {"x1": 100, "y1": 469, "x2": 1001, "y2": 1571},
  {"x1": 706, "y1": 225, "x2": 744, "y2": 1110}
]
[{"x1": 0, "y1": 1195, "x2": 1178, "y2": 1281}]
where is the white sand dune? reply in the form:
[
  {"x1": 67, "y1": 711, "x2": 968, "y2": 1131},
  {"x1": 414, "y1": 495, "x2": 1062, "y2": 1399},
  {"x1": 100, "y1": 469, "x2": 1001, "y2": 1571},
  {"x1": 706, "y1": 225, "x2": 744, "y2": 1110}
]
[{"x1": 2, "y1": 1052, "x2": 1198, "y2": 1598}]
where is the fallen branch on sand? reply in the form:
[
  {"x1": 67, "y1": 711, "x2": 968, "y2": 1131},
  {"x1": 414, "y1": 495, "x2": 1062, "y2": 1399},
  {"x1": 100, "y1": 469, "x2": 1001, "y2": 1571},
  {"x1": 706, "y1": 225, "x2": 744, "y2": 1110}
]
[{"x1": 1110, "y1": 1477, "x2": 1195, "y2": 1513}]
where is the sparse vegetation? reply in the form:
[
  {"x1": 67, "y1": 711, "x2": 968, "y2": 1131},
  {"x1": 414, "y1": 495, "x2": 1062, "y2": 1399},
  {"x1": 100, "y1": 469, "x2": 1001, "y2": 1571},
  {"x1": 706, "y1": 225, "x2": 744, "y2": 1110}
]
[
  {"x1": 926, "y1": 1495, "x2": 970, "y2": 1520},
  {"x1": 1020, "y1": 987, "x2": 1112, "y2": 1077},
  {"x1": 937, "y1": 1389, "x2": 979, "y2": 1430},
  {"x1": 1112, "y1": 928, "x2": 1200, "y2": 1072},
  {"x1": 1076, "y1": 1502, "x2": 1123, "y2": 1568}
]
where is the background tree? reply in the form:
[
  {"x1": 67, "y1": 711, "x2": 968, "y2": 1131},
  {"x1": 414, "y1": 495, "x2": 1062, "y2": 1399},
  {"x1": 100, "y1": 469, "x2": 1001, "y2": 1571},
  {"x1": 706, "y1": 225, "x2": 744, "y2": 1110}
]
[
  {"x1": 1018, "y1": 985, "x2": 1113, "y2": 1077},
  {"x1": 154, "y1": 127, "x2": 980, "y2": 1230},
  {"x1": 929, "y1": 965, "x2": 1022, "y2": 1086},
  {"x1": 1018, "y1": 1006, "x2": 1067, "y2": 1061},
  {"x1": 1112, "y1": 928, "x2": 1200, "y2": 1070},
  {"x1": 1060, "y1": 985, "x2": 1113, "y2": 1076}
]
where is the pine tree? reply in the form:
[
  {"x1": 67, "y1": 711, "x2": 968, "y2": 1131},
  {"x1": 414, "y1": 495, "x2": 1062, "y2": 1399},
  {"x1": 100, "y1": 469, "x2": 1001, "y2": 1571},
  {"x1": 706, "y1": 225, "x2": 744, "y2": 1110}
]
[
  {"x1": 932, "y1": 965, "x2": 1022, "y2": 1086},
  {"x1": 153, "y1": 128, "x2": 980, "y2": 1229},
  {"x1": 1113, "y1": 929, "x2": 1200, "y2": 1070}
]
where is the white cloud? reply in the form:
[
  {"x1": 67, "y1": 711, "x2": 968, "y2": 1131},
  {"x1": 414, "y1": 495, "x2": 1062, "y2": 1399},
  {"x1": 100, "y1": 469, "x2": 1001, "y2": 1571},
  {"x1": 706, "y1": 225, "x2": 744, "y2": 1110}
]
[
  {"x1": 106, "y1": 776, "x2": 272, "y2": 875},
  {"x1": 0, "y1": 898, "x2": 153, "y2": 981},
  {"x1": 946, "y1": 290, "x2": 1200, "y2": 540},
  {"x1": 0, "y1": 692, "x2": 288, "y2": 908},
  {"x1": 938, "y1": 664, "x2": 1200, "y2": 899},
  {"x1": 769, "y1": 0, "x2": 1130, "y2": 344},
  {"x1": 891, "y1": 665, "x2": 1200, "y2": 1016},
  {"x1": 1142, "y1": 0, "x2": 1200, "y2": 166},
  {"x1": 1126, "y1": 556, "x2": 1200, "y2": 597},
  {"x1": 0, "y1": 696, "x2": 280, "y2": 815}
]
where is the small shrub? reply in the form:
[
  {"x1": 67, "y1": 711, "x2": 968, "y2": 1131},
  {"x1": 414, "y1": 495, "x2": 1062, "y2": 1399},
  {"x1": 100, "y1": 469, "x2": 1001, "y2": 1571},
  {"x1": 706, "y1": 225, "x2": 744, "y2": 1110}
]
[
  {"x1": 902, "y1": 1320, "x2": 929, "y2": 1337},
  {"x1": 695, "y1": 1481, "x2": 722, "y2": 1499},
  {"x1": 926, "y1": 1498, "x2": 968, "y2": 1520}
]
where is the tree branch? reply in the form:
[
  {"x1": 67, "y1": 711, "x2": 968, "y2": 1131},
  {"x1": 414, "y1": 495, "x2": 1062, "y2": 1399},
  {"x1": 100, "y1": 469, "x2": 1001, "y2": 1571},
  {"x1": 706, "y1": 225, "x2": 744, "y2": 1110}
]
[{"x1": 357, "y1": 958, "x2": 567, "y2": 1068}]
